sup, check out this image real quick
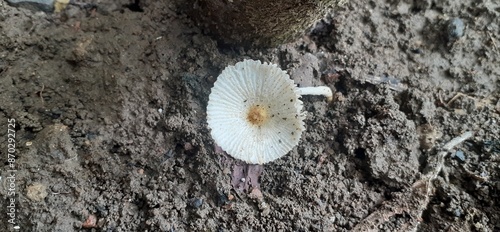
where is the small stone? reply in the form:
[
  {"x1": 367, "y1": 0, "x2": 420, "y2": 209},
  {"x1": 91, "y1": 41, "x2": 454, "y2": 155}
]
[
  {"x1": 26, "y1": 183, "x2": 48, "y2": 202},
  {"x1": 82, "y1": 214, "x2": 97, "y2": 228},
  {"x1": 454, "y1": 208, "x2": 462, "y2": 217},
  {"x1": 454, "y1": 150, "x2": 465, "y2": 162},
  {"x1": 249, "y1": 188, "x2": 263, "y2": 200},
  {"x1": 189, "y1": 198, "x2": 203, "y2": 208},
  {"x1": 447, "y1": 18, "x2": 465, "y2": 42},
  {"x1": 258, "y1": 201, "x2": 270, "y2": 216},
  {"x1": 184, "y1": 142, "x2": 193, "y2": 151}
]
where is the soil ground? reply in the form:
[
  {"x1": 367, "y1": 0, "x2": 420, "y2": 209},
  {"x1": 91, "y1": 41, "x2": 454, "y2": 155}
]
[{"x1": 0, "y1": 0, "x2": 499, "y2": 231}]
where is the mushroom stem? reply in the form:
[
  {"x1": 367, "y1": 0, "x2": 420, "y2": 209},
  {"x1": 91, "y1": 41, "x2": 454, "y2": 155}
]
[{"x1": 299, "y1": 86, "x2": 333, "y2": 102}]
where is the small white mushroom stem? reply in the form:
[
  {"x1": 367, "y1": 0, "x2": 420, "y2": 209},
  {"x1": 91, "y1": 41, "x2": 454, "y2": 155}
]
[{"x1": 299, "y1": 86, "x2": 333, "y2": 102}]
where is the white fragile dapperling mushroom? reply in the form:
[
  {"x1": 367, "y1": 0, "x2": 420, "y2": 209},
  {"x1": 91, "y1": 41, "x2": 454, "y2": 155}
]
[{"x1": 207, "y1": 59, "x2": 333, "y2": 164}]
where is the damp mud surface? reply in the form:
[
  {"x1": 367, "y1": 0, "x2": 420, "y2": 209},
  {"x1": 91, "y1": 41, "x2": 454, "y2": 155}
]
[{"x1": 0, "y1": 0, "x2": 499, "y2": 231}]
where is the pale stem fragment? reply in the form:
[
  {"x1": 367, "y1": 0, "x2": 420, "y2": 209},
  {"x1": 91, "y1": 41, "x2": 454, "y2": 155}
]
[{"x1": 298, "y1": 86, "x2": 333, "y2": 102}]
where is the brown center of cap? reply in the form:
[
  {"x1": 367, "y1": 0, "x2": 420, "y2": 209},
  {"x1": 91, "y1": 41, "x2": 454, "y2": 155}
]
[{"x1": 247, "y1": 105, "x2": 268, "y2": 126}]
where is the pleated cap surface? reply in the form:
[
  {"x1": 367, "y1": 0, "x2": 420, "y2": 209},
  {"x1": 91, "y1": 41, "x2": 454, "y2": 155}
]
[{"x1": 207, "y1": 60, "x2": 305, "y2": 164}]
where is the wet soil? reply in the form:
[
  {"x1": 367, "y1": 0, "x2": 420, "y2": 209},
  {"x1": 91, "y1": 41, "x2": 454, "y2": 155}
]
[{"x1": 0, "y1": 0, "x2": 499, "y2": 231}]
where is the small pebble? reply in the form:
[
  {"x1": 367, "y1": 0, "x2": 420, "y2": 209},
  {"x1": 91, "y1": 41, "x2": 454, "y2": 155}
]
[
  {"x1": 454, "y1": 208, "x2": 462, "y2": 217},
  {"x1": 454, "y1": 150, "x2": 465, "y2": 162},
  {"x1": 189, "y1": 198, "x2": 203, "y2": 208},
  {"x1": 447, "y1": 18, "x2": 465, "y2": 42},
  {"x1": 26, "y1": 183, "x2": 48, "y2": 202},
  {"x1": 82, "y1": 214, "x2": 97, "y2": 228},
  {"x1": 184, "y1": 142, "x2": 193, "y2": 151},
  {"x1": 258, "y1": 201, "x2": 270, "y2": 216},
  {"x1": 249, "y1": 188, "x2": 263, "y2": 200}
]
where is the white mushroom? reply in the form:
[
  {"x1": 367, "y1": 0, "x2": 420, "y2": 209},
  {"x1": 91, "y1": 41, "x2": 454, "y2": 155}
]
[{"x1": 207, "y1": 59, "x2": 332, "y2": 164}]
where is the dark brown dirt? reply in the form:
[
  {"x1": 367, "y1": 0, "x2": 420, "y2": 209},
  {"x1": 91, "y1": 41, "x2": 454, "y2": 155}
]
[{"x1": 0, "y1": 0, "x2": 498, "y2": 231}]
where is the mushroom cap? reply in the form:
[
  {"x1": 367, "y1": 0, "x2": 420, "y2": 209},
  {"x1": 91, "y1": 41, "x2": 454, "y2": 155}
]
[{"x1": 207, "y1": 60, "x2": 305, "y2": 164}]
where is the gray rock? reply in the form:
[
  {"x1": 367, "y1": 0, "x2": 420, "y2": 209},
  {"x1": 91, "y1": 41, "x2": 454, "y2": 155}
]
[
  {"x1": 189, "y1": 198, "x2": 204, "y2": 208},
  {"x1": 454, "y1": 150, "x2": 465, "y2": 162},
  {"x1": 447, "y1": 18, "x2": 465, "y2": 42},
  {"x1": 6, "y1": 0, "x2": 55, "y2": 12}
]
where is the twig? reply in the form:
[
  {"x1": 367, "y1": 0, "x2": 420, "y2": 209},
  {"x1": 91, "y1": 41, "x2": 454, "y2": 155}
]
[
  {"x1": 446, "y1": 92, "x2": 469, "y2": 107},
  {"x1": 352, "y1": 131, "x2": 473, "y2": 231},
  {"x1": 442, "y1": 131, "x2": 473, "y2": 151},
  {"x1": 424, "y1": 131, "x2": 473, "y2": 180},
  {"x1": 437, "y1": 90, "x2": 446, "y2": 107},
  {"x1": 460, "y1": 165, "x2": 489, "y2": 182},
  {"x1": 65, "y1": 154, "x2": 78, "y2": 162}
]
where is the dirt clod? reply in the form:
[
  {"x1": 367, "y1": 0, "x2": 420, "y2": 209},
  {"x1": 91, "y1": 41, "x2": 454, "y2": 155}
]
[
  {"x1": 417, "y1": 123, "x2": 442, "y2": 150},
  {"x1": 26, "y1": 183, "x2": 48, "y2": 202}
]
